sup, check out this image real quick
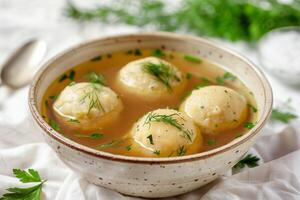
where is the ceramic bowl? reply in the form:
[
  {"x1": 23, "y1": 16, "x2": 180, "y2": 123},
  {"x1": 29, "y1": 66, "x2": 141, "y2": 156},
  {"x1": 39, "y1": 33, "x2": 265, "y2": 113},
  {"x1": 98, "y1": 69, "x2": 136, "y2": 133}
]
[{"x1": 29, "y1": 32, "x2": 273, "y2": 198}]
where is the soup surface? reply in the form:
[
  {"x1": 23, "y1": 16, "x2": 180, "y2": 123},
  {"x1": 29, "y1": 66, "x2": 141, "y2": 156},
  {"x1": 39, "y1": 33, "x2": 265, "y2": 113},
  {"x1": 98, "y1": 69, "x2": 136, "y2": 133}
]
[{"x1": 42, "y1": 49, "x2": 257, "y2": 157}]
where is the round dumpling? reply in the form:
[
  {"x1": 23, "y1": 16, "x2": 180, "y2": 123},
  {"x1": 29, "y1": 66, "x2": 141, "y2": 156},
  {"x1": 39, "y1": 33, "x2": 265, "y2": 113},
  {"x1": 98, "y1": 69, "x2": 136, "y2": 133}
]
[
  {"x1": 130, "y1": 108, "x2": 202, "y2": 157},
  {"x1": 180, "y1": 85, "x2": 248, "y2": 135},
  {"x1": 53, "y1": 82, "x2": 123, "y2": 131},
  {"x1": 117, "y1": 57, "x2": 186, "y2": 101}
]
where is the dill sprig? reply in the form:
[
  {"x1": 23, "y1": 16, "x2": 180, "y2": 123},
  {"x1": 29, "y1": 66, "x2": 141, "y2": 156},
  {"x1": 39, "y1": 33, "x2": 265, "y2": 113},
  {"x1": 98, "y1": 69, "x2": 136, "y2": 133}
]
[
  {"x1": 79, "y1": 83, "x2": 105, "y2": 113},
  {"x1": 143, "y1": 112, "x2": 193, "y2": 142},
  {"x1": 65, "y1": 0, "x2": 300, "y2": 42},
  {"x1": 143, "y1": 61, "x2": 180, "y2": 92},
  {"x1": 176, "y1": 145, "x2": 187, "y2": 156}
]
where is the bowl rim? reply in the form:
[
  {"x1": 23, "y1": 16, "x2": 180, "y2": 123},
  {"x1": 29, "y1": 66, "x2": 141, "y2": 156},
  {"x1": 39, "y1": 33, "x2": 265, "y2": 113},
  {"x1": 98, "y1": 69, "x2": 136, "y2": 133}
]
[{"x1": 28, "y1": 31, "x2": 273, "y2": 164}]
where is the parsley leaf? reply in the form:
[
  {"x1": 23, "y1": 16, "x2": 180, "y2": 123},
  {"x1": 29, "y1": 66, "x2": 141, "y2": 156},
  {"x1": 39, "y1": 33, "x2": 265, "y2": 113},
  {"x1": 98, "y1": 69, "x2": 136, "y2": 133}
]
[
  {"x1": 147, "y1": 134, "x2": 154, "y2": 145},
  {"x1": 0, "y1": 169, "x2": 46, "y2": 200},
  {"x1": 184, "y1": 55, "x2": 201, "y2": 63},
  {"x1": 216, "y1": 72, "x2": 236, "y2": 85},
  {"x1": 271, "y1": 108, "x2": 297, "y2": 123},
  {"x1": 233, "y1": 154, "x2": 260, "y2": 169},
  {"x1": 152, "y1": 49, "x2": 165, "y2": 57},
  {"x1": 244, "y1": 122, "x2": 255, "y2": 129},
  {"x1": 207, "y1": 139, "x2": 216, "y2": 146},
  {"x1": 13, "y1": 169, "x2": 41, "y2": 183},
  {"x1": 87, "y1": 72, "x2": 107, "y2": 85},
  {"x1": 153, "y1": 150, "x2": 160, "y2": 155},
  {"x1": 49, "y1": 119, "x2": 60, "y2": 131}
]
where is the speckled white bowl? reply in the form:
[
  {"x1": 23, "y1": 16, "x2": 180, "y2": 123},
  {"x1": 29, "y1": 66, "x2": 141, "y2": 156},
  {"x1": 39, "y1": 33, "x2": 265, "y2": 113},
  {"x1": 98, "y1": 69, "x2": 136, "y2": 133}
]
[{"x1": 29, "y1": 32, "x2": 273, "y2": 198}]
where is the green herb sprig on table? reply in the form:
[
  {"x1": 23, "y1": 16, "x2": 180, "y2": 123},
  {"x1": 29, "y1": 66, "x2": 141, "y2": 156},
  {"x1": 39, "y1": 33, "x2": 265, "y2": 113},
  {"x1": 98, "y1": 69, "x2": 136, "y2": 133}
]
[
  {"x1": 0, "y1": 169, "x2": 46, "y2": 200},
  {"x1": 65, "y1": 0, "x2": 300, "y2": 42},
  {"x1": 271, "y1": 108, "x2": 297, "y2": 123},
  {"x1": 233, "y1": 154, "x2": 260, "y2": 169}
]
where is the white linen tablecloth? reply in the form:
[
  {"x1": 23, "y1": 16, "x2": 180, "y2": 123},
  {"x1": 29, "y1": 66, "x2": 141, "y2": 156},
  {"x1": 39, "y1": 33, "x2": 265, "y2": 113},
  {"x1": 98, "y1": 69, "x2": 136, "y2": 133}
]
[{"x1": 1, "y1": 0, "x2": 300, "y2": 199}]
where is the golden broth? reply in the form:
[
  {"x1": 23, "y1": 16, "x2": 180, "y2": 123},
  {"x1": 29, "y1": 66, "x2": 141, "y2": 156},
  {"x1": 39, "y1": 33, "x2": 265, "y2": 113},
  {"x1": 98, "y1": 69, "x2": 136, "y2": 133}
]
[{"x1": 41, "y1": 49, "x2": 257, "y2": 157}]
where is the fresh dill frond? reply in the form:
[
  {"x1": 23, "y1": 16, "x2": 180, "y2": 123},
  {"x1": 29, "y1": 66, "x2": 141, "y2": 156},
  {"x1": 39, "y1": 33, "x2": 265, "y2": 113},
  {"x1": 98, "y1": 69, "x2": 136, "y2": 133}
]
[
  {"x1": 79, "y1": 83, "x2": 105, "y2": 113},
  {"x1": 143, "y1": 61, "x2": 180, "y2": 92},
  {"x1": 68, "y1": 118, "x2": 80, "y2": 123},
  {"x1": 176, "y1": 145, "x2": 186, "y2": 156},
  {"x1": 143, "y1": 112, "x2": 193, "y2": 142},
  {"x1": 75, "y1": 132, "x2": 103, "y2": 139},
  {"x1": 96, "y1": 140, "x2": 122, "y2": 149}
]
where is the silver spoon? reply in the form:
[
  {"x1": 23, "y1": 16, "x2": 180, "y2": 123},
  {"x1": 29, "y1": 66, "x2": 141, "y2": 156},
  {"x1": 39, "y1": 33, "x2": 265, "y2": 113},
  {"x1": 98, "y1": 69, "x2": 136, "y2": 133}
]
[{"x1": 0, "y1": 39, "x2": 47, "y2": 89}]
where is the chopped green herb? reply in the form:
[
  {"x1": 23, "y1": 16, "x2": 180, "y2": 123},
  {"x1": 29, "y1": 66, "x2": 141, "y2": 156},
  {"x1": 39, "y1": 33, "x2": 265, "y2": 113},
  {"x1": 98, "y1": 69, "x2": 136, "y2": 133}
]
[
  {"x1": 59, "y1": 74, "x2": 68, "y2": 82},
  {"x1": 152, "y1": 49, "x2": 165, "y2": 57},
  {"x1": 126, "y1": 50, "x2": 133, "y2": 54},
  {"x1": 248, "y1": 104, "x2": 258, "y2": 113},
  {"x1": 153, "y1": 150, "x2": 160, "y2": 155},
  {"x1": 49, "y1": 119, "x2": 60, "y2": 131},
  {"x1": 0, "y1": 168, "x2": 46, "y2": 200},
  {"x1": 75, "y1": 133, "x2": 103, "y2": 139},
  {"x1": 207, "y1": 139, "x2": 216, "y2": 146},
  {"x1": 45, "y1": 100, "x2": 49, "y2": 107},
  {"x1": 143, "y1": 61, "x2": 180, "y2": 92},
  {"x1": 184, "y1": 55, "x2": 201, "y2": 63},
  {"x1": 176, "y1": 146, "x2": 186, "y2": 156},
  {"x1": 134, "y1": 49, "x2": 142, "y2": 56},
  {"x1": 180, "y1": 91, "x2": 192, "y2": 101},
  {"x1": 271, "y1": 108, "x2": 297, "y2": 123},
  {"x1": 233, "y1": 154, "x2": 260, "y2": 169},
  {"x1": 143, "y1": 112, "x2": 193, "y2": 142},
  {"x1": 96, "y1": 140, "x2": 121, "y2": 149},
  {"x1": 90, "y1": 55, "x2": 102, "y2": 61},
  {"x1": 216, "y1": 72, "x2": 236, "y2": 85},
  {"x1": 49, "y1": 95, "x2": 58, "y2": 101},
  {"x1": 68, "y1": 119, "x2": 80, "y2": 123},
  {"x1": 126, "y1": 144, "x2": 132, "y2": 151},
  {"x1": 180, "y1": 78, "x2": 212, "y2": 101},
  {"x1": 186, "y1": 73, "x2": 193, "y2": 80},
  {"x1": 87, "y1": 72, "x2": 106, "y2": 85},
  {"x1": 235, "y1": 134, "x2": 243, "y2": 138},
  {"x1": 147, "y1": 134, "x2": 154, "y2": 145},
  {"x1": 69, "y1": 70, "x2": 76, "y2": 81},
  {"x1": 244, "y1": 122, "x2": 255, "y2": 129}
]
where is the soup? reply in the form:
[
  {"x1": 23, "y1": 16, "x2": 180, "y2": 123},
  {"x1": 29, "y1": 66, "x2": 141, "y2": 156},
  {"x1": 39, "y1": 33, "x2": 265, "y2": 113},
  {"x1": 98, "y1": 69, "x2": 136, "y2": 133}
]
[{"x1": 41, "y1": 48, "x2": 257, "y2": 157}]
